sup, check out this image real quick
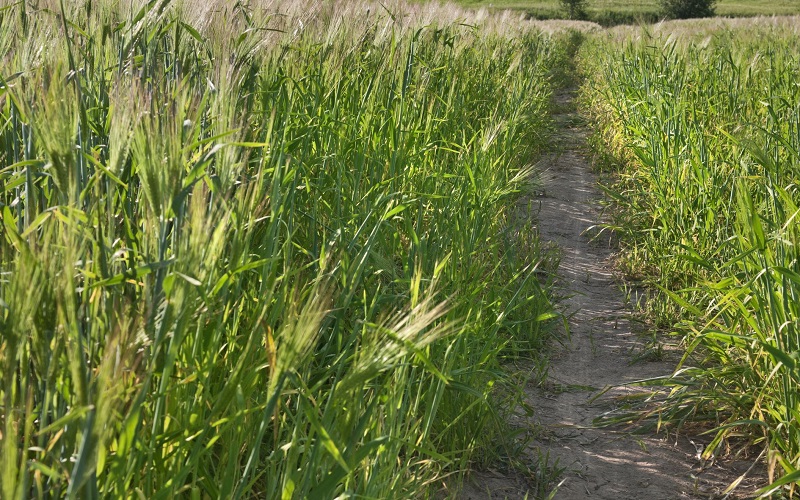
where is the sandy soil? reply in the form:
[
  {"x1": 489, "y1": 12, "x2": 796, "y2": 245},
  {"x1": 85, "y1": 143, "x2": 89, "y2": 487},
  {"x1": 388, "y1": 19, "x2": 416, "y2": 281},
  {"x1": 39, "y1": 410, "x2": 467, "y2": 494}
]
[{"x1": 459, "y1": 89, "x2": 765, "y2": 500}]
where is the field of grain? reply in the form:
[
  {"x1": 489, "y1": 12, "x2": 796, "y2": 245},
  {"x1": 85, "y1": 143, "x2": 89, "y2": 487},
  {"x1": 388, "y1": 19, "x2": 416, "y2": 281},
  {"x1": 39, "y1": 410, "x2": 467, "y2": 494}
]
[
  {"x1": 582, "y1": 16, "x2": 800, "y2": 496},
  {"x1": 3, "y1": 0, "x2": 800, "y2": 497},
  {"x1": 0, "y1": 1, "x2": 563, "y2": 497}
]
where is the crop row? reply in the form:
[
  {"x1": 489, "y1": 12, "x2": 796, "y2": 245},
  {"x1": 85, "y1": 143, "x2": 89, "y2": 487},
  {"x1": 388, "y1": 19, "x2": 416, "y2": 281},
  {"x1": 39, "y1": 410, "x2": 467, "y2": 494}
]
[{"x1": 582, "y1": 21, "x2": 800, "y2": 496}]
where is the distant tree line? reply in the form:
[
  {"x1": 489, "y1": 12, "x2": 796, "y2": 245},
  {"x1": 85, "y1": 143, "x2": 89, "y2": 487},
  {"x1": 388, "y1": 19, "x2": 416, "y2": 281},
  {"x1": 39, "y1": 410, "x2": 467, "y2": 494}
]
[
  {"x1": 660, "y1": 0, "x2": 717, "y2": 19},
  {"x1": 558, "y1": 0, "x2": 717, "y2": 20}
]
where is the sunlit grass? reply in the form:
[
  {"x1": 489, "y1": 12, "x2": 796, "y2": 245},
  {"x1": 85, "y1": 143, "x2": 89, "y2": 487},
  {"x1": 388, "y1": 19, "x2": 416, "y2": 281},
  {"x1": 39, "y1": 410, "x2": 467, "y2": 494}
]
[
  {"x1": 0, "y1": 0, "x2": 563, "y2": 497},
  {"x1": 581, "y1": 19, "x2": 800, "y2": 497}
]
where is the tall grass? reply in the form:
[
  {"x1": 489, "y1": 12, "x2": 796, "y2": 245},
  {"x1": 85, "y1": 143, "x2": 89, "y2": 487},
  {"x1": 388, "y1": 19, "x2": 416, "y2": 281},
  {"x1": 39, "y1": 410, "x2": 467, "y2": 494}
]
[
  {"x1": 0, "y1": 0, "x2": 562, "y2": 496},
  {"x1": 581, "y1": 20, "x2": 800, "y2": 496}
]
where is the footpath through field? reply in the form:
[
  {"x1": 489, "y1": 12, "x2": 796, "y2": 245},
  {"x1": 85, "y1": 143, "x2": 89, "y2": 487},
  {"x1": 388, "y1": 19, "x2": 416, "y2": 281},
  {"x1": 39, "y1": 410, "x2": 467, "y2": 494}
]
[
  {"x1": 461, "y1": 87, "x2": 762, "y2": 499},
  {"x1": 526, "y1": 88, "x2": 759, "y2": 499}
]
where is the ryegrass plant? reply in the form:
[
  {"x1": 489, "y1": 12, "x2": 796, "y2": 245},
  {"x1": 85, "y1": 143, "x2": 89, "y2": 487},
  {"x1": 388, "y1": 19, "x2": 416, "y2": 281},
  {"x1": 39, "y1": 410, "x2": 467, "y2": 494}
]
[
  {"x1": 0, "y1": 0, "x2": 562, "y2": 497},
  {"x1": 581, "y1": 20, "x2": 800, "y2": 496}
]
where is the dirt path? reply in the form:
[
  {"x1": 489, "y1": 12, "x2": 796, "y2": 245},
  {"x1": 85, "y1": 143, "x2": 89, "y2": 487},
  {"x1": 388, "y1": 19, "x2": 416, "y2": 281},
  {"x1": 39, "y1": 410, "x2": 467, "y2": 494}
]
[{"x1": 460, "y1": 89, "x2": 762, "y2": 499}]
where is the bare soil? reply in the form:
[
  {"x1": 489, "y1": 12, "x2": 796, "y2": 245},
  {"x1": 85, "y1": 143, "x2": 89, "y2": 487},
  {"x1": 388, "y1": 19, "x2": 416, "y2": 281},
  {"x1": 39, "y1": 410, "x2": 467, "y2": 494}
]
[{"x1": 459, "y1": 89, "x2": 765, "y2": 499}]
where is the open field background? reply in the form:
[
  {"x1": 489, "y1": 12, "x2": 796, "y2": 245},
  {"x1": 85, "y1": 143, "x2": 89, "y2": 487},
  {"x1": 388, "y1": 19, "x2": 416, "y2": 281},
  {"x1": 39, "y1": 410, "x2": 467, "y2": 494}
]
[{"x1": 452, "y1": 0, "x2": 800, "y2": 25}]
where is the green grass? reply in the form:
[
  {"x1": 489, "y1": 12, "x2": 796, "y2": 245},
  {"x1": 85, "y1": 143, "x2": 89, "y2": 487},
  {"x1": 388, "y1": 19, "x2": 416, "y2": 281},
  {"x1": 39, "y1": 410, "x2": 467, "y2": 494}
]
[
  {"x1": 452, "y1": 0, "x2": 800, "y2": 25},
  {"x1": 580, "y1": 19, "x2": 800, "y2": 497},
  {"x1": 0, "y1": 0, "x2": 564, "y2": 497},
  {"x1": 7, "y1": 0, "x2": 798, "y2": 497}
]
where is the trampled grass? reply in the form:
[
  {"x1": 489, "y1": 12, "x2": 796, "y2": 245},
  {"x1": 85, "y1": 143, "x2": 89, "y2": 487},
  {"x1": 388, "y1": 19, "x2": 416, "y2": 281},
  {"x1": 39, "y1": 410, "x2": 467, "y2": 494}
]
[
  {"x1": 581, "y1": 18, "x2": 800, "y2": 497},
  {"x1": 0, "y1": 0, "x2": 563, "y2": 497}
]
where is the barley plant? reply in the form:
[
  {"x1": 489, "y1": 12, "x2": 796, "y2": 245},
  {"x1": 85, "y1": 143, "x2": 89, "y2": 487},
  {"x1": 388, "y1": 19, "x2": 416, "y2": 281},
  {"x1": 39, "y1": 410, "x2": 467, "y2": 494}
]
[
  {"x1": 0, "y1": 0, "x2": 562, "y2": 497},
  {"x1": 581, "y1": 19, "x2": 800, "y2": 496}
]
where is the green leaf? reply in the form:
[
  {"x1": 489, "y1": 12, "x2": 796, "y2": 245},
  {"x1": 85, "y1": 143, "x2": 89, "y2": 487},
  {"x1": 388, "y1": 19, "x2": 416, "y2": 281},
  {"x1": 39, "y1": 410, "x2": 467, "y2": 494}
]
[
  {"x1": 302, "y1": 404, "x2": 350, "y2": 474},
  {"x1": 534, "y1": 311, "x2": 560, "y2": 322},
  {"x1": 654, "y1": 283, "x2": 702, "y2": 316},
  {"x1": 737, "y1": 183, "x2": 766, "y2": 250},
  {"x1": 21, "y1": 210, "x2": 53, "y2": 238},
  {"x1": 755, "y1": 469, "x2": 800, "y2": 498},
  {"x1": 773, "y1": 266, "x2": 800, "y2": 286},
  {"x1": 90, "y1": 259, "x2": 174, "y2": 288},
  {"x1": 382, "y1": 203, "x2": 407, "y2": 221},
  {"x1": 307, "y1": 437, "x2": 389, "y2": 499},
  {"x1": 180, "y1": 22, "x2": 204, "y2": 44},
  {"x1": 36, "y1": 406, "x2": 93, "y2": 436},
  {"x1": 760, "y1": 341, "x2": 796, "y2": 370},
  {"x1": 175, "y1": 272, "x2": 201, "y2": 286}
]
